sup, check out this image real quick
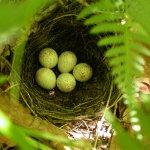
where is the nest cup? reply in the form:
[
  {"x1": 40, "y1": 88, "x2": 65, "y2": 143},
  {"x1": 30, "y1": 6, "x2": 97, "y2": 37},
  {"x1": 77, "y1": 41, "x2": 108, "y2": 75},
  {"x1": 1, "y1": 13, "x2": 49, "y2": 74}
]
[{"x1": 21, "y1": 3, "x2": 118, "y2": 124}]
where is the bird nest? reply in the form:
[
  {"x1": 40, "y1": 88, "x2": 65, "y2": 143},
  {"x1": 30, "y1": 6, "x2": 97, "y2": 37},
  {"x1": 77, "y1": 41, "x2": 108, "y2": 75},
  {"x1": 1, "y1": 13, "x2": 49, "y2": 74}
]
[{"x1": 20, "y1": 2, "x2": 119, "y2": 124}]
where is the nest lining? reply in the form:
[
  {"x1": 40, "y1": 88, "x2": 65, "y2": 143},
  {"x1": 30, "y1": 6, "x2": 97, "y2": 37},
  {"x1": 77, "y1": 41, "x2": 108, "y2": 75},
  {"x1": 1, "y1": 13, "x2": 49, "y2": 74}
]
[{"x1": 21, "y1": 3, "x2": 119, "y2": 124}]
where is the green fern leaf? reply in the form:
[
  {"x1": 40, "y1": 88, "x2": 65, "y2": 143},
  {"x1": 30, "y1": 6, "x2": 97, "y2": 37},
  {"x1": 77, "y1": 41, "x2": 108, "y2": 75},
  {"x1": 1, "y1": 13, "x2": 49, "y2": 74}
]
[
  {"x1": 133, "y1": 62, "x2": 144, "y2": 73},
  {"x1": 128, "y1": 42, "x2": 150, "y2": 56},
  {"x1": 129, "y1": 22, "x2": 149, "y2": 37},
  {"x1": 132, "y1": 54, "x2": 145, "y2": 66},
  {"x1": 91, "y1": 22, "x2": 126, "y2": 34},
  {"x1": 114, "y1": 74, "x2": 125, "y2": 85},
  {"x1": 128, "y1": 32, "x2": 150, "y2": 45},
  {"x1": 127, "y1": 0, "x2": 150, "y2": 34},
  {"x1": 110, "y1": 55, "x2": 126, "y2": 66},
  {"x1": 105, "y1": 111, "x2": 148, "y2": 150},
  {"x1": 77, "y1": 1, "x2": 102, "y2": 19},
  {"x1": 105, "y1": 46, "x2": 126, "y2": 57},
  {"x1": 112, "y1": 65, "x2": 125, "y2": 75},
  {"x1": 0, "y1": 0, "x2": 50, "y2": 34},
  {"x1": 77, "y1": 0, "x2": 114, "y2": 19},
  {"x1": 137, "y1": 106, "x2": 150, "y2": 142},
  {"x1": 0, "y1": 74, "x2": 8, "y2": 85},
  {"x1": 85, "y1": 12, "x2": 121, "y2": 25},
  {"x1": 98, "y1": 34, "x2": 125, "y2": 46}
]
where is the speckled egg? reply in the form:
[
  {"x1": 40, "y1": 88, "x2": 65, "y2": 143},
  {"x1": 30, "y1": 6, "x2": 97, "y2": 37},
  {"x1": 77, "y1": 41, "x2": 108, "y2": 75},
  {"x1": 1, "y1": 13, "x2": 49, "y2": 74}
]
[
  {"x1": 39, "y1": 48, "x2": 58, "y2": 68},
  {"x1": 73, "y1": 63, "x2": 93, "y2": 82},
  {"x1": 57, "y1": 73, "x2": 76, "y2": 92},
  {"x1": 58, "y1": 51, "x2": 77, "y2": 73},
  {"x1": 35, "y1": 67, "x2": 56, "y2": 90}
]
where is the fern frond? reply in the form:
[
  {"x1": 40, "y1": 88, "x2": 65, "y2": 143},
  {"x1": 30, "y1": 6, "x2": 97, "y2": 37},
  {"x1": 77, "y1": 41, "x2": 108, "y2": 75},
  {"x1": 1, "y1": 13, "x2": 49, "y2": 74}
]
[
  {"x1": 78, "y1": 0, "x2": 150, "y2": 148},
  {"x1": 91, "y1": 22, "x2": 125, "y2": 34},
  {"x1": 127, "y1": 0, "x2": 150, "y2": 34},
  {"x1": 85, "y1": 12, "x2": 121, "y2": 25},
  {"x1": 114, "y1": 75, "x2": 125, "y2": 87},
  {"x1": 105, "y1": 110, "x2": 148, "y2": 150},
  {"x1": 132, "y1": 54, "x2": 145, "y2": 66},
  {"x1": 78, "y1": 0, "x2": 150, "y2": 98},
  {"x1": 128, "y1": 32, "x2": 150, "y2": 44},
  {"x1": 112, "y1": 65, "x2": 126, "y2": 75},
  {"x1": 77, "y1": 1, "x2": 102, "y2": 19},
  {"x1": 105, "y1": 46, "x2": 126, "y2": 57},
  {"x1": 98, "y1": 34, "x2": 125, "y2": 46},
  {"x1": 133, "y1": 62, "x2": 144, "y2": 73},
  {"x1": 77, "y1": 0, "x2": 114, "y2": 19},
  {"x1": 128, "y1": 42, "x2": 150, "y2": 56},
  {"x1": 109, "y1": 55, "x2": 126, "y2": 66}
]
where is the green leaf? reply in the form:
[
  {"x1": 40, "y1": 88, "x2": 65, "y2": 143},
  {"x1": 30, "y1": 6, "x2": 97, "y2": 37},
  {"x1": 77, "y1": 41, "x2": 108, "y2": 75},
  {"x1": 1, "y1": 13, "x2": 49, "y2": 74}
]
[
  {"x1": 99, "y1": 34, "x2": 125, "y2": 46},
  {"x1": 114, "y1": 73, "x2": 125, "y2": 84},
  {"x1": 132, "y1": 54, "x2": 145, "y2": 66},
  {"x1": 77, "y1": 1, "x2": 102, "y2": 19},
  {"x1": 128, "y1": 32, "x2": 150, "y2": 45},
  {"x1": 140, "y1": 94, "x2": 150, "y2": 112},
  {"x1": 133, "y1": 62, "x2": 144, "y2": 73},
  {"x1": 19, "y1": 127, "x2": 91, "y2": 149},
  {"x1": 77, "y1": 0, "x2": 114, "y2": 19},
  {"x1": 85, "y1": 12, "x2": 121, "y2": 25},
  {"x1": 0, "y1": 74, "x2": 8, "y2": 85},
  {"x1": 91, "y1": 22, "x2": 126, "y2": 34},
  {"x1": 130, "y1": 22, "x2": 149, "y2": 36},
  {"x1": 105, "y1": 111, "x2": 148, "y2": 150},
  {"x1": 127, "y1": 0, "x2": 150, "y2": 34},
  {"x1": 0, "y1": 111, "x2": 36, "y2": 150},
  {"x1": 135, "y1": 104, "x2": 150, "y2": 143},
  {"x1": 112, "y1": 65, "x2": 125, "y2": 75},
  {"x1": 129, "y1": 42, "x2": 150, "y2": 56},
  {"x1": 0, "y1": 4, "x2": 23, "y2": 33},
  {"x1": 0, "y1": 0, "x2": 52, "y2": 40},
  {"x1": 105, "y1": 46, "x2": 126, "y2": 57},
  {"x1": 9, "y1": 37, "x2": 27, "y2": 99},
  {"x1": 110, "y1": 55, "x2": 126, "y2": 66}
]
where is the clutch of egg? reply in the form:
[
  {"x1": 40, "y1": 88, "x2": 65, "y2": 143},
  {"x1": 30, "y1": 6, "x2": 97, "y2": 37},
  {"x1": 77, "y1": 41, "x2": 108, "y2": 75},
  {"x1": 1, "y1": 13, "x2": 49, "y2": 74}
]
[{"x1": 35, "y1": 48, "x2": 93, "y2": 92}]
